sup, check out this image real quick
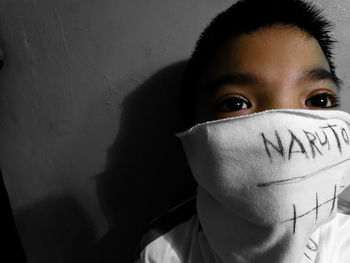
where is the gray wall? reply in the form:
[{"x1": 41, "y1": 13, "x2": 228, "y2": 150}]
[{"x1": 0, "y1": 0, "x2": 349, "y2": 262}]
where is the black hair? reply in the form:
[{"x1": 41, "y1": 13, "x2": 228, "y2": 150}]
[
  {"x1": 0, "y1": 48, "x2": 3, "y2": 70},
  {"x1": 181, "y1": 0, "x2": 338, "y2": 128}
]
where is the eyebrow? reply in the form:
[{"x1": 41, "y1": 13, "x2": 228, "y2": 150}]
[
  {"x1": 297, "y1": 68, "x2": 342, "y2": 89},
  {"x1": 205, "y1": 72, "x2": 263, "y2": 91},
  {"x1": 205, "y1": 68, "x2": 342, "y2": 91}
]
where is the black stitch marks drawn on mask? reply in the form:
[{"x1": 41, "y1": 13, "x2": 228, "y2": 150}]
[
  {"x1": 257, "y1": 157, "x2": 350, "y2": 187},
  {"x1": 293, "y1": 204, "x2": 297, "y2": 234},
  {"x1": 306, "y1": 237, "x2": 318, "y2": 252},
  {"x1": 304, "y1": 238, "x2": 318, "y2": 260},
  {"x1": 283, "y1": 185, "x2": 338, "y2": 233},
  {"x1": 329, "y1": 184, "x2": 337, "y2": 216},
  {"x1": 304, "y1": 252, "x2": 311, "y2": 260}
]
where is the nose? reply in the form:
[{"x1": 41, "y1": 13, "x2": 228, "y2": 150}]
[{"x1": 256, "y1": 92, "x2": 303, "y2": 112}]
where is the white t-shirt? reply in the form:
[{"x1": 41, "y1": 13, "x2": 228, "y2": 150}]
[{"x1": 134, "y1": 197, "x2": 350, "y2": 263}]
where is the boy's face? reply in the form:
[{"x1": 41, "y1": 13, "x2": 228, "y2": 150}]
[{"x1": 194, "y1": 25, "x2": 339, "y2": 124}]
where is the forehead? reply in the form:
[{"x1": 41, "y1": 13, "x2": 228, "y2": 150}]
[{"x1": 201, "y1": 25, "x2": 330, "y2": 85}]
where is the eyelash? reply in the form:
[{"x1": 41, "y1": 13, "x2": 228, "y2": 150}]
[
  {"x1": 305, "y1": 92, "x2": 340, "y2": 108},
  {"x1": 214, "y1": 95, "x2": 251, "y2": 112},
  {"x1": 214, "y1": 92, "x2": 340, "y2": 113}
]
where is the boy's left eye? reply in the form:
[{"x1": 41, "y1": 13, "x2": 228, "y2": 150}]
[{"x1": 305, "y1": 93, "x2": 339, "y2": 108}]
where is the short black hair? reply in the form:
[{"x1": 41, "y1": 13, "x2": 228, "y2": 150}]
[{"x1": 181, "y1": 0, "x2": 338, "y2": 128}]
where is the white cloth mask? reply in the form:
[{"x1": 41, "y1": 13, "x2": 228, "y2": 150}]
[{"x1": 176, "y1": 109, "x2": 350, "y2": 263}]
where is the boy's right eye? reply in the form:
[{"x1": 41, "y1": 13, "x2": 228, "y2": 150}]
[{"x1": 214, "y1": 95, "x2": 252, "y2": 112}]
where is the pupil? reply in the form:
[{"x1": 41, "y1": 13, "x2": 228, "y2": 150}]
[
  {"x1": 314, "y1": 96, "x2": 327, "y2": 107},
  {"x1": 230, "y1": 99, "x2": 242, "y2": 109}
]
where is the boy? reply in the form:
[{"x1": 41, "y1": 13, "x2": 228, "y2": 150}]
[{"x1": 134, "y1": 0, "x2": 350, "y2": 262}]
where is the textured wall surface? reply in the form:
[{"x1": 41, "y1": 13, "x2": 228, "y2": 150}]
[{"x1": 0, "y1": 0, "x2": 349, "y2": 262}]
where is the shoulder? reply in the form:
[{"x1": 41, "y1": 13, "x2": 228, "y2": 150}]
[
  {"x1": 133, "y1": 196, "x2": 200, "y2": 263},
  {"x1": 317, "y1": 211, "x2": 350, "y2": 263}
]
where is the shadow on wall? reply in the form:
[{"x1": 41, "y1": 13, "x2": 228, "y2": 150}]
[
  {"x1": 15, "y1": 195, "x2": 96, "y2": 263},
  {"x1": 91, "y1": 61, "x2": 197, "y2": 263}
]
